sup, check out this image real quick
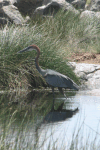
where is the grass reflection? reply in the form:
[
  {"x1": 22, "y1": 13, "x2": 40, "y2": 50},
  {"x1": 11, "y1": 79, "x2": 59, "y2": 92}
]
[{"x1": 0, "y1": 90, "x2": 78, "y2": 149}]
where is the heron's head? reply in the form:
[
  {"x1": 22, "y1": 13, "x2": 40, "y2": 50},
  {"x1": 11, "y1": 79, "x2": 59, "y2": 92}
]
[{"x1": 17, "y1": 45, "x2": 36, "y2": 54}]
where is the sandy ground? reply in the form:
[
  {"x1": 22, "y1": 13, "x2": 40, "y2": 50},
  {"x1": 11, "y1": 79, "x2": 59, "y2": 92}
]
[{"x1": 68, "y1": 52, "x2": 100, "y2": 64}]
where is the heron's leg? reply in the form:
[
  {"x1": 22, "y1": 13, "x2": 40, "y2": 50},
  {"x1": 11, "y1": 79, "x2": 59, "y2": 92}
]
[
  {"x1": 51, "y1": 87, "x2": 55, "y2": 111},
  {"x1": 57, "y1": 102, "x2": 64, "y2": 111},
  {"x1": 63, "y1": 93, "x2": 67, "y2": 99},
  {"x1": 58, "y1": 87, "x2": 67, "y2": 99}
]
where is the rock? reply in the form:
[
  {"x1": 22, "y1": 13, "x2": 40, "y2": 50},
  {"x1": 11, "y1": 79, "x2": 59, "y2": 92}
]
[
  {"x1": 13, "y1": 0, "x2": 42, "y2": 16},
  {"x1": 0, "y1": 0, "x2": 11, "y2": 8},
  {"x1": 76, "y1": 71, "x2": 88, "y2": 80},
  {"x1": 87, "y1": 77, "x2": 100, "y2": 89},
  {"x1": 43, "y1": 0, "x2": 52, "y2": 5},
  {"x1": 80, "y1": 10, "x2": 100, "y2": 20},
  {"x1": 0, "y1": 5, "x2": 25, "y2": 25},
  {"x1": 71, "y1": 0, "x2": 86, "y2": 9},
  {"x1": 24, "y1": 16, "x2": 31, "y2": 23},
  {"x1": 34, "y1": 0, "x2": 79, "y2": 16},
  {"x1": 0, "y1": 17, "x2": 10, "y2": 27},
  {"x1": 87, "y1": 0, "x2": 100, "y2": 12},
  {"x1": 34, "y1": 5, "x2": 47, "y2": 16},
  {"x1": 87, "y1": 73, "x2": 94, "y2": 79},
  {"x1": 69, "y1": 62, "x2": 100, "y2": 90},
  {"x1": 94, "y1": 70, "x2": 100, "y2": 76},
  {"x1": 9, "y1": 0, "x2": 18, "y2": 5},
  {"x1": 73, "y1": 63, "x2": 96, "y2": 74}
]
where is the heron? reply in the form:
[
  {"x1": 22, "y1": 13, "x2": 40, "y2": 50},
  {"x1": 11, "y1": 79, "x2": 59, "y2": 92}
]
[{"x1": 17, "y1": 44, "x2": 79, "y2": 109}]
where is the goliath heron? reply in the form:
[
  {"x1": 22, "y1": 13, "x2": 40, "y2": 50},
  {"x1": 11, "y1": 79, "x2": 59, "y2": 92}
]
[{"x1": 17, "y1": 44, "x2": 79, "y2": 109}]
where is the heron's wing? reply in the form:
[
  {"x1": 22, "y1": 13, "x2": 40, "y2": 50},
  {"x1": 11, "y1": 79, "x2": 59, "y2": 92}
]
[
  {"x1": 44, "y1": 73, "x2": 71, "y2": 88},
  {"x1": 43, "y1": 69, "x2": 79, "y2": 90}
]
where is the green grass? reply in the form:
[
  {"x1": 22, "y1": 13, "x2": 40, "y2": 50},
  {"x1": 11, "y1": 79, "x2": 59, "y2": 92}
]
[{"x1": 1, "y1": 10, "x2": 100, "y2": 89}]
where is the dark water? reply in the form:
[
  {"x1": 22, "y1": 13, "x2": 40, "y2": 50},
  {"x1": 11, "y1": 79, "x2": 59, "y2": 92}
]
[{"x1": 0, "y1": 90, "x2": 100, "y2": 149}]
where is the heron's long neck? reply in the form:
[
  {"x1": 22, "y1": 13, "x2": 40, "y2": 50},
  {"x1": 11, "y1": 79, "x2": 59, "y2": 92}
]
[
  {"x1": 35, "y1": 58, "x2": 41, "y2": 73},
  {"x1": 33, "y1": 45, "x2": 41, "y2": 73}
]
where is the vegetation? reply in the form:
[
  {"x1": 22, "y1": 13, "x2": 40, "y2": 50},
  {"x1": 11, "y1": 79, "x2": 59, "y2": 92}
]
[
  {"x1": 0, "y1": 10, "x2": 100, "y2": 149},
  {"x1": 1, "y1": 10, "x2": 100, "y2": 90}
]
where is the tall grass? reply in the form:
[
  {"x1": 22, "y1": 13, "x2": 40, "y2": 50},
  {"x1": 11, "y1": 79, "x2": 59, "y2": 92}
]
[
  {"x1": 0, "y1": 12, "x2": 76, "y2": 89},
  {"x1": 1, "y1": 10, "x2": 100, "y2": 89}
]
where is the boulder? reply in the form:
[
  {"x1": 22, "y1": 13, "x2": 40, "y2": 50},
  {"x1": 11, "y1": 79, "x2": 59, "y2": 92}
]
[
  {"x1": 86, "y1": 0, "x2": 100, "y2": 12},
  {"x1": 9, "y1": 0, "x2": 19, "y2": 5},
  {"x1": 69, "y1": 62, "x2": 100, "y2": 90},
  {"x1": 0, "y1": 4, "x2": 25, "y2": 25},
  {"x1": 43, "y1": 0, "x2": 52, "y2": 5},
  {"x1": 34, "y1": 0, "x2": 79, "y2": 16},
  {"x1": 0, "y1": 17, "x2": 11, "y2": 27},
  {"x1": 0, "y1": 0, "x2": 11, "y2": 8},
  {"x1": 71, "y1": 0, "x2": 86, "y2": 9},
  {"x1": 13, "y1": 0, "x2": 43, "y2": 16},
  {"x1": 80, "y1": 10, "x2": 100, "y2": 20},
  {"x1": 87, "y1": 76, "x2": 100, "y2": 89}
]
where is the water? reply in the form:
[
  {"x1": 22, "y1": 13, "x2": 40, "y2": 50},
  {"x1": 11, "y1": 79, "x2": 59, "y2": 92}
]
[
  {"x1": 0, "y1": 90, "x2": 100, "y2": 149},
  {"x1": 37, "y1": 92, "x2": 100, "y2": 149}
]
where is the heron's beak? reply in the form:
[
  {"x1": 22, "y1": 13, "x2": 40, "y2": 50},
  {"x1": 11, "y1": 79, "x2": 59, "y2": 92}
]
[{"x1": 17, "y1": 46, "x2": 35, "y2": 54}]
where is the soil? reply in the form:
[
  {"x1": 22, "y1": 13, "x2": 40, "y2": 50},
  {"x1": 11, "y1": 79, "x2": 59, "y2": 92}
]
[{"x1": 68, "y1": 52, "x2": 100, "y2": 64}]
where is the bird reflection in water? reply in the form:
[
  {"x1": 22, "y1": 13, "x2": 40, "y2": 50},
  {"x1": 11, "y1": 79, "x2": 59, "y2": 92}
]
[{"x1": 43, "y1": 102, "x2": 79, "y2": 123}]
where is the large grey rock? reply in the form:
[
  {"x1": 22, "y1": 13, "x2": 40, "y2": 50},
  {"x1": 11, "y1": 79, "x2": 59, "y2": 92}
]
[
  {"x1": 0, "y1": 5, "x2": 25, "y2": 25},
  {"x1": 69, "y1": 62, "x2": 97, "y2": 74},
  {"x1": 43, "y1": 0, "x2": 86, "y2": 9},
  {"x1": 0, "y1": 0, "x2": 11, "y2": 8},
  {"x1": 69, "y1": 62, "x2": 100, "y2": 90},
  {"x1": 71, "y1": 0, "x2": 86, "y2": 9},
  {"x1": 80, "y1": 10, "x2": 100, "y2": 20},
  {"x1": 43, "y1": 0, "x2": 52, "y2": 5},
  {"x1": 9, "y1": 0, "x2": 19, "y2": 4},
  {"x1": 34, "y1": 0, "x2": 79, "y2": 16},
  {"x1": 86, "y1": 0, "x2": 100, "y2": 12},
  {"x1": 0, "y1": 17, "x2": 11, "y2": 27},
  {"x1": 87, "y1": 76, "x2": 100, "y2": 89},
  {"x1": 13, "y1": 0, "x2": 42, "y2": 16}
]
